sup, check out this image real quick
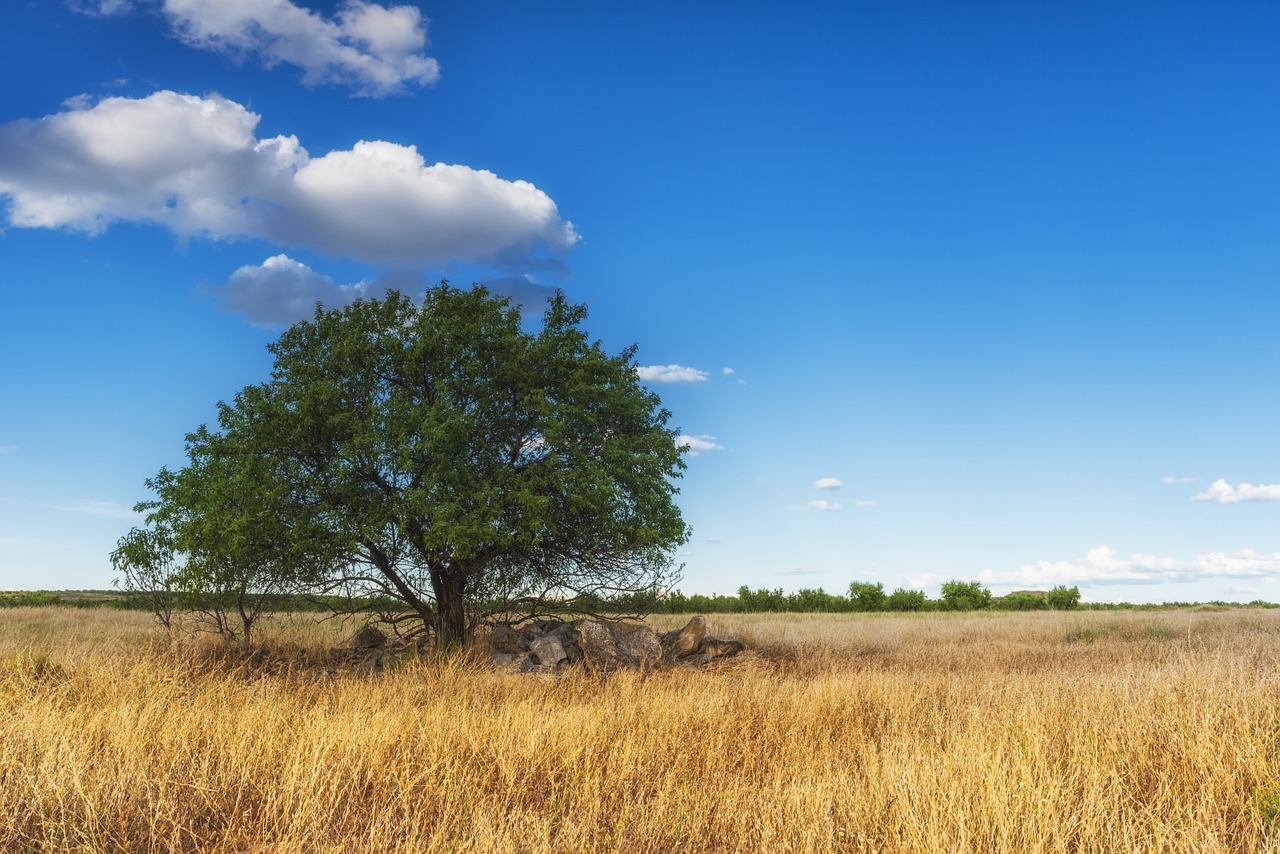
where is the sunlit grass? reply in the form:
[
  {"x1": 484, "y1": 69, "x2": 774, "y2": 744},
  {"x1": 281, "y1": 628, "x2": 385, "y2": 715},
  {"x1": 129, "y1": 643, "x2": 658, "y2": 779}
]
[{"x1": 2, "y1": 607, "x2": 1279, "y2": 851}]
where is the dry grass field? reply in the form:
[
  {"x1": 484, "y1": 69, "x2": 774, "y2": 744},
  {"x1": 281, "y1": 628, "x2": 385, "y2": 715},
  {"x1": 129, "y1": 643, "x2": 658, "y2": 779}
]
[{"x1": 3, "y1": 606, "x2": 1280, "y2": 852}]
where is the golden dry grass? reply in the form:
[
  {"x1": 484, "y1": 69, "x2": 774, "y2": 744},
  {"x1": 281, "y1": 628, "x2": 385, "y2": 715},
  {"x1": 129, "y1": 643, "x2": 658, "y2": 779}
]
[{"x1": 3, "y1": 607, "x2": 1280, "y2": 852}]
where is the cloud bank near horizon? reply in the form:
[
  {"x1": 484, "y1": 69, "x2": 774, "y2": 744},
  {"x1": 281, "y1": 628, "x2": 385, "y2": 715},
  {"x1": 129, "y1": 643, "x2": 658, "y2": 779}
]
[
  {"x1": 907, "y1": 545, "x2": 1280, "y2": 592},
  {"x1": 1192, "y1": 479, "x2": 1280, "y2": 504}
]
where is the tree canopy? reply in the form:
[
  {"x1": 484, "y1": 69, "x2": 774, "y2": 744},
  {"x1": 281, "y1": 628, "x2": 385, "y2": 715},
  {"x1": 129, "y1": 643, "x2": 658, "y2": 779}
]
[{"x1": 117, "y1": 285, "x2": 689, "y2": 646}]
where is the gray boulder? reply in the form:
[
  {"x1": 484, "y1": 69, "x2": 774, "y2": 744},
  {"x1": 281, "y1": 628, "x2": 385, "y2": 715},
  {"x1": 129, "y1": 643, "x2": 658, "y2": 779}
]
[
  {"x1": 575, "y1": 619, "x2": 661, "y2": 671},
  {"x1": 529, "y1": 633, "x2": 568, "y2": 667}
]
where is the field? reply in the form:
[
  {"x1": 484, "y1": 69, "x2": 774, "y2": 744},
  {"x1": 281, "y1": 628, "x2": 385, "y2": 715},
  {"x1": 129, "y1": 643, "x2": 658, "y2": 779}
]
[{"x1": 3, "y1": 607, "x2": 1280, "y2": 852}]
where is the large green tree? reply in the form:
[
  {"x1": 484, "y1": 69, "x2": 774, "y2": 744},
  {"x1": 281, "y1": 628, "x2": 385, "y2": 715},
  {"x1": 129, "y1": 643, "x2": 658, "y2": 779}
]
[{"x1": 125, "y1": 285, "x2": 689, "y2": 646}]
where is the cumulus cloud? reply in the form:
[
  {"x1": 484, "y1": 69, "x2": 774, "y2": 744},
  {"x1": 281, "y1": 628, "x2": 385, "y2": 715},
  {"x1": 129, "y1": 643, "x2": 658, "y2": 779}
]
[
  {"x1": 1162, "y1": 476, "x2": 1195, "y2": 485},
  {"x1": 804, "y1": 499, "x2": 843, "y2": 512},
  {"x1": 636, "y1": 365, "x2": 709, "y2": 384},
  {"x1": 966, "y1": 545, "x2": 1280, "y2": 588},
  {"x1": 676, "y1": 435, "x2": 723, "y2": 456},
  {"x1": 813, "y1": 477, "x2": 842, "y2": 490},
  {"x1": 162, "y1": 0, "x2": 439, "y2": 96},
  {"x1": 722, "y1": 367, "x2": 735, "y2": 375},
  {"x1": 1192, "y1": 479, "x2": 1280, "y2": 504},
  {"x1": 0, "y1": 91, "x2": 577, "y2": 269},
  {"x1": 201, "y1": 254, "x2": 371, "y2": 327}
]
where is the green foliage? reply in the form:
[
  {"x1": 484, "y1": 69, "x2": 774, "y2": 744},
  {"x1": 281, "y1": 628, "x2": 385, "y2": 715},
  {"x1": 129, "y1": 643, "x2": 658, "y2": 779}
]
[
  {"x1": 1047, "y1": 585, "x2": 1081, "y2": 610},
  {"x1": 994, "y1": 591, "x2": 1048, "y2": 611},
  {"x1": 118, "y1": 285, "x2": 688, "y2": 646},
  {"x1": 847, "y1": 581, "x2": 887, "y2": 612},
  {"x1": 0, "y1": 591, "x2": 63, "y2": 608},
  {"x1": 940, "y1": 580, "x2": 992, "y2": 612},
  {"x1": 887, "y1": 587, "x2": 928, "y2": 612}
]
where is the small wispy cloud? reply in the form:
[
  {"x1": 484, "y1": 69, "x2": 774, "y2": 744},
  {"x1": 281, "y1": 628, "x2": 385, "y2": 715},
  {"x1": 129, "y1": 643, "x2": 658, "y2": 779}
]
[
  {"x1": 854, "y1": 499, "x2": 879, "y2": 507},
  {"x1": 722, "y1": 367, "x2": 735, "y2": 375},
  {"x1": 1161, "y1": 476, "x2": 1195, "y2": 485},
  {"x1": 637, "y1": 365, "x2": 709, "y2": 383},
  {"x1": 813, "y1": 477, "x2": 842, "y2": 490},
  {"x1": 0, "y1": 446, "x2": 16, "y2": 456},
  {"x1": 774, "y1": 567, "x2": 822, "y2": 577},
  {"x1": 676, "y1": 434, "x2": 724, "y2": 456},
  {"x1": 703, "y1": 537, "x2": 725, "y2": 544},
  {"x1": 1192, "y1": 479, "x2": 1280, "y2": 504},
  {"x1": 804, "y1": 499, "x2": 843, "y2": 512}
]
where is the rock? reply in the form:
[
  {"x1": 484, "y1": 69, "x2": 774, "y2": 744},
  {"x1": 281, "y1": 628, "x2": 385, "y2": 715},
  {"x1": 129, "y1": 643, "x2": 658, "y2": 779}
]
[
  {"x1": 486, "y1": 614, "x2": 740, "y2": 673},
  {"x1": 575, "y1": 619, "x2": 660, "y2": 670},
  {"x1": 489, "y1": 625, "x2": 524, "y2": 654},
  {"x1": 529, "y1": 633, "x2": 568, "y2": 667},
  {"x1": 351, "y1": 624, "x2": 388, "y2": 651},
  {"x1": 700, "y1": 638, "x2": 745, "y2": 659},
  {"x1": 660, "y1": 615, "x2": 706, "y2": 660}
]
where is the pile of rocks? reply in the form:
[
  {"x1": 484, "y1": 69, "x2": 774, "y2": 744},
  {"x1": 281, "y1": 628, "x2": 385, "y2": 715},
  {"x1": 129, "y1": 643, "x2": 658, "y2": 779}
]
[{"x1": 488, "y1": 615, "x2": 743, "y2": 674}]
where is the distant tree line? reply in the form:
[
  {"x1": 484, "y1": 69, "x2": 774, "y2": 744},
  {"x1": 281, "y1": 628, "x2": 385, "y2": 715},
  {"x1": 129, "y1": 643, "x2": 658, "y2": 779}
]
[
  {"x1": 6, "y1": 586, "x2": 1280, "y2": 614},
  {"x1": 618, "y1": 581, "x2": 1083, "y2": 614}
]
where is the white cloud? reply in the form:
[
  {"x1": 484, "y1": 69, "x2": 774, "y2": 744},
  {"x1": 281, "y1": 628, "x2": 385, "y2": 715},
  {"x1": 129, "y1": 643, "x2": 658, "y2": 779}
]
[
  {"x1": 1162, "y1": 476, "x2": 1195, "y2": 485},
  {"x1": 774, "y1": 567, "x2": 822, "y2": 577},
  {"x1": 703, "y1": 537, "x2": 725, "y2": 544},
  {"x1": 202, "y1": 255, "x2": 370, "y2": 327},
  {"x1": 854, "y1": 499, "x2": 878, "y2": 507},
  {"x1": 675, "y1": 434, "x2": 723, "y2": 456},
  {"x1": 0, "y1": 446, "x2": 15, "y2": 456},
  {"x1": 1192, "y1": 479, "x2": 1280, "y2": 504},
  {"x1": 722, "y1": 367, "x2": 735, "y2": 375},
  {"x1": 637, "y1": 365, "x2": 709, "y2": 383},
  {"x1": 813, "y1": 477, "x2": 842, "y2": 490},
  {"x1": 967, "y1": 544, "x2": 1280, "y2": 589},
  {"x1": 161, "y1": 0, "x2": 440, "y2": 96},
  {"x1": 0, "y1": 91, "x2": 577, "y2": 269},
  {"x1": 804, "y1": 499, "x2": 843, "y2": 512}
]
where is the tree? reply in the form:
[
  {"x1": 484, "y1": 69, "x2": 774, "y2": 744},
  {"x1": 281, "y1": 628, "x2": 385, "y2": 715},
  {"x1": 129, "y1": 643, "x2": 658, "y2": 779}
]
[
  {"x1": 940, "y1": 580, "x2": 992, "y2": 612},
  {"x1": 887, "y1": 587, "x2": 927, "y2": 612},
  {"x1": 132, "y1": 285, "x2": 689, "y2": 647},
  {"x1": 1046, "y1": 585, "x2": 1081, "y2": 610},
  {"x1": 847, "y1": 581, "x2": 887, "y2": 612},
  {"x1": 111, "y1": 522, "x2": 179, "y2": 630},
  {"x1": 115, "y1": 420, "x2": 331, "y2": 645}
]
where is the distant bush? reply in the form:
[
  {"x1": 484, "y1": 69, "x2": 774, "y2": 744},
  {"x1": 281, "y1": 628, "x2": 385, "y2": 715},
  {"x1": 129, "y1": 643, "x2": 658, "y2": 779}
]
[
  {"x1": 1047, "y1": 585, "x2": 1081, "y2": 610},
  {"x1": 940, "y1": 581, "x2": 992, "y2": 612},
  {"x1": 0, "y1": 591, "x2": 63, "y2": 608},
  {"x1": 848, "y1": 581, "x2": 888, "y2": 612},
  {"x1": 887, "y1": 588, "x2": 928, "y2": 612}
]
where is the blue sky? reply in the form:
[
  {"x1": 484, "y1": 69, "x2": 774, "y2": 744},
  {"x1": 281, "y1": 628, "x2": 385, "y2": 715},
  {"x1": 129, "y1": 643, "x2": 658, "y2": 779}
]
[{"x1": 2, "y1": 1, "x2": 1278, "y2": 603}]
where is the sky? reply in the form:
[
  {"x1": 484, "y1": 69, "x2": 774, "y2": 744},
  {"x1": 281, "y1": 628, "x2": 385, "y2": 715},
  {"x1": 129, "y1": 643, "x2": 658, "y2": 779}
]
[{"x1": 1, "y1": 1, "x2": 1278, "y2": 604}]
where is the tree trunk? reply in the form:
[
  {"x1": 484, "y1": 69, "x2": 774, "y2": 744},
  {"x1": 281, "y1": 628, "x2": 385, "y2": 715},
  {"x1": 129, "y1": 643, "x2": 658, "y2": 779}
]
[{"x1": 431, "y1": 566, "x2": 469, "y2": 648}]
